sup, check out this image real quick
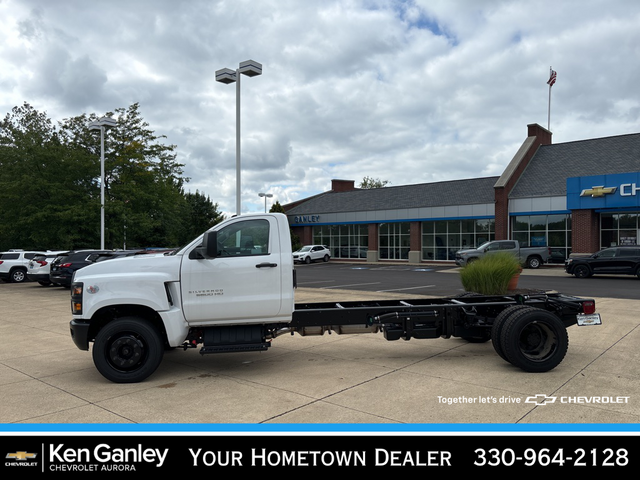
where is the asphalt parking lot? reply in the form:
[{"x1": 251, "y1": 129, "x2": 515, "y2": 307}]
[{"x1": 0, "y1": 269, "x2": 638, "y2": 429}]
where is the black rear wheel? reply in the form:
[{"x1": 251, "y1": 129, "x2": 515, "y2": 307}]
[{"x1": 499, "y1": 307, "x2": 568, "y2": 372}]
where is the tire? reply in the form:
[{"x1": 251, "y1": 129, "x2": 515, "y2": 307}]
[
  {"x1": 10, "y1": 268, "x2": 27, "y2": 283},
  {"x1": 527, "y1": 256, "x2": 542, "y2": 269},
  {"x1": 499, "y1": 307, "x2": 569, "y2": 372},
  {"x1": 323, "y1": 255, "x2": 329, "y2": 262},
  {"x1": 491, "y1": 305, "x2": 531, "y2": 362},
  {"x1": 305, "y1": 256, "x2": 311, "y2": 264},
  {"x1": 573, "y1": 265, "x2": 590, "y2": 278},
  {"x1": 92, "y1": 317, "x2": 164, "y2": 383}
]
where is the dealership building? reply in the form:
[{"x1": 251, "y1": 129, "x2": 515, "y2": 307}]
[{"x1": 284, "y1": 123, "x2": 640, "y2": 263}]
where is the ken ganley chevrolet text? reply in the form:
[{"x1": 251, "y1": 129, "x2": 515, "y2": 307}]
[{"x1": 48, "y1": 444, "x2": 168, "y2": 471}]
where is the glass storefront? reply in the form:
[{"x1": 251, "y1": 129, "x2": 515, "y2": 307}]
[
  {"x1": 421, "y1": 219, "x2": 494, "y2": 261},
  {"x1": 379, "y1": 222, "x2": 410, "y2": 260},
  {"x1": 313, "y1": 224, "x2": 369, "y2": 259},
  {"x1": 511, "y1": 214, "x2": 571, "y2": 262},
  {"x1": 601, "y1": 212, "x2": 639, "y2": 247}
]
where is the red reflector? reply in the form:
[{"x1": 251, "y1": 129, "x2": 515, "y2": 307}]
[
  {"x1": 582, "y1": 301, "x2": 596, "y2": 315},
  {"x1": 60, "y1": 263, "x2": 72, "y2": 268}
]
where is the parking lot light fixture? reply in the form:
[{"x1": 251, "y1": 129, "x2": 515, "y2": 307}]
[
  {"x1": 88, "y1": 116, "x2": 118, "y2": 250},
  {"x1": 215, "y1": 60, "x2": 262, "y2": 216},
  {"x1": 258, "y1": 192, "x2": 273, "y2": 212}
]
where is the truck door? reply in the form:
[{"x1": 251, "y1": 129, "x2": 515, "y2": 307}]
[{"x1": 180, "y1": 216, "x2": 283, "y2": 324}]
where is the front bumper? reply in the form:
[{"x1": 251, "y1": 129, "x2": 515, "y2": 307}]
[{"x1": 70, "y1": 319, "x2": 91, "y2": 350}]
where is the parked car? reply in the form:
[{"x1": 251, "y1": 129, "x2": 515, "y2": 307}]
[
  {"x1": 49, "y1": 250, "x2": 110, "y2": 287},
  {"x1": 28, "y1": 251, "x2": 69, "y2": 286},
  {"x1": 50, "y1": 249, "x2": 145, "y2": 287},
  {"x1": 565, "y1": 246, "x2": 640, "y2": 278},
  {"x1": 455, "y1": 240, "x2": 551, "y2": 269},
  {"x1": 0, "y1": 250, "x2": 45, "y2": 283},
  {"x1": 293, "y1": 245, "x2": 331, "y2": 264}
]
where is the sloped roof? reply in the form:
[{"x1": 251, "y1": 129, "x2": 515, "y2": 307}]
[
  {"x1": 510, "y1": 133, "x2": 640, "y2": 198},
  {"x1": 287, "y1": 176, "x2": 498, "y2": 215}
]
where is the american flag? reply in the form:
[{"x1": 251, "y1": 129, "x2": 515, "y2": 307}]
[{"x1": 547, "y1": 69, "x2": 557, "y2": 86}]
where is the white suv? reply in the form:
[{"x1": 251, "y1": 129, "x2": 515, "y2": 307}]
[
  {"x1": 0, "y1": 250, "x2": 45, "y2": 283},
  {"x1": 28, "y1": 251, "x2": 68, "y2": 286},
  {"x1": 293, "y1": 245, "x2": 331, "y2": 264}
]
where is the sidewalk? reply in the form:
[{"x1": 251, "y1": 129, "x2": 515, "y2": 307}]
[{"x1": 0, "y1": 282, "x2": 638, "y2": 428}]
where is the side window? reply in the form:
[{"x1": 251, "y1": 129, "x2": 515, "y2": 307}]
[
  {"x1": 500, "y1": 242, "x2": 516, "y2": 250},
  {"x1": 217, "y1": 219, "x2": 269, "y2": 257},
  {"x1": 596, "y1": 249, "x2": 616, "y2": 258}
]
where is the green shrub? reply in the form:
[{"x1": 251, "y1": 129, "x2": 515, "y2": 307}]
[{"x1": 459, "y1": 252, "x2": 522, "y2": 295}]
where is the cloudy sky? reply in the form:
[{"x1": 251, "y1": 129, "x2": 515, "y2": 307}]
[{"x1": 2, "y1": 0, "x2": 639, "y2": 216}]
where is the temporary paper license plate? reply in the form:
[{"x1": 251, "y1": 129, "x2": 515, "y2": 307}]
[{"x1": 577, "y1": 313, "x2": 602, "y2": 326}]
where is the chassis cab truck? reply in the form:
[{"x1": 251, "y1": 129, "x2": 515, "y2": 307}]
[{"x1": 70, "y1": 213, "x2": 600, "y2": 383}]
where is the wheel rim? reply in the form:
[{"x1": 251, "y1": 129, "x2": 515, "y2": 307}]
[
  {"x1": 107, "y1": 334, "x2": 147, "y2": 372},
  {"x1": 12, "y1": 271, "x2": 25, "y2": 282},
  {"x1": 517, "y1": 322, "x2": 556, "y2": 361},
  {"x1": 575, "y1": 266, "x2": 588, "y2": 277}
]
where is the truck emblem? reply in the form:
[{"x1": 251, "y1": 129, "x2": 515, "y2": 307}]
[{"x1": 580, "y1": 186, "x2": 616, "y2": 197}]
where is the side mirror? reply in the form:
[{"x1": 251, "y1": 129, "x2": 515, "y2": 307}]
[{"x1": 202, "y1": 230, "x2": 219, "y2": 258}]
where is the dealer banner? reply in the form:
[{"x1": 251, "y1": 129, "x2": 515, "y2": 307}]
[{"x1": 0, "y1": 434, "x2": 635, "y2": 474}]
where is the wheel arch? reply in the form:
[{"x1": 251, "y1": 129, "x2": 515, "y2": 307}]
[{"x1": 87, "y1": 304, "x2": 169, "y2": 347}]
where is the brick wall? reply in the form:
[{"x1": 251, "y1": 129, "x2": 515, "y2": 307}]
[{"x1": 571, "y1": 209, "x2": 600, "y2": 254}]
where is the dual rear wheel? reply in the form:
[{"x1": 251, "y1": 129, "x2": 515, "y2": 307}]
[{"x1": 491, "y1": 305, "x2": 568, "y2": 372}]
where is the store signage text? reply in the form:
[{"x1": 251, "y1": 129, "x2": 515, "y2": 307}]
[
  {"x1": 620, "y1": 183, "x2": 640, "y2": 196},
  {"x1": 293, "y1": 215, "x2": 321, "y2": 224}
]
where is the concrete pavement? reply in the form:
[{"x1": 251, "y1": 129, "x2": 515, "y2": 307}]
[{"x1": 0, "y1": 272, "x2": 638, "y2": 429}]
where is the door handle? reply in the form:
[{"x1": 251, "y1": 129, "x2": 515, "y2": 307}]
[{"x1": 255, "y1": 262, "x2": 278, "y2": 268}]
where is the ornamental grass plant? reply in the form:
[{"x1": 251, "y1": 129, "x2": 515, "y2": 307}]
[{"x1": 459, "y1": 251, "x2": 522, "y2": 295}]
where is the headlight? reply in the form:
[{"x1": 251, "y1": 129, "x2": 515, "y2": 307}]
[{"x1": 71, "y1": 283, "x2": 83, "y2": 315}]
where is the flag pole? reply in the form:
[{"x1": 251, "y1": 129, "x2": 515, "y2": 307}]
[
  {"x1": 548, "y1": 67, "x2": 551, "y2": 130},
  {"x1": 547, "y1": 67, "x2": 556, "y2": 131}
]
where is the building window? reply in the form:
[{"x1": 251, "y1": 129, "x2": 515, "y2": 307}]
[
  {"x1": 379, "y1": 222, "x2": 410, "y2": 260},
  {"x1": 313, "y1": 224, "x2": 369, "y2": 259},
  {"x1": 421, "y1": 219, "x2": 494, "y2": 261},
  {"x1": 511, "y1": 214, "x2": 571, "y2": 262},
  {"x1": 601, "y1": 212, "x2": 639, "y2": 247}
]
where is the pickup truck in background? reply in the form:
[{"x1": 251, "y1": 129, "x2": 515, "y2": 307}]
[
  {"x1": 455, "y1": 240, "x2": 551, "y2": 269},
  {"x1": 69, "y1": 213, "x2": 599, "y2": 383}
]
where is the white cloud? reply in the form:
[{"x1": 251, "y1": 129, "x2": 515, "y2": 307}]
[{"x1": 2, "y1": 0, "x2": 639, "y2": 217}]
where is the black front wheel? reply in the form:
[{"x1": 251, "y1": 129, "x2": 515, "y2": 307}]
[
  {"x1": 92, "y1": 317, "x2": 164, "y2": 383},
  {"x1": 499, "y1": 307, "x2": 568, "y2": 372}
]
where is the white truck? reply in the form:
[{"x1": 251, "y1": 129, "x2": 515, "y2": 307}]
[
  {"x1": 455, "y1": 240, "x2": 551, "y2": 269},
  {"x1": 70, "y1": 213, "x2": 600, "y2": 383}
]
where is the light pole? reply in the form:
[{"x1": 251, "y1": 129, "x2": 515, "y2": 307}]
[
  {"x1": 88, "y1": 116, "x2": 117, "y2": 250},
  {"x1": 215, "y1": 60, "x2": 262, "y2": 216},
  {"x1": 258, "y1": 192, "x2": 273, "y2": 212}
]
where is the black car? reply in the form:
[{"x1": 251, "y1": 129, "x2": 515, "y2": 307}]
[
  {"x1": 565, "y1": 246, "x2": 640, "y2": 278},
  {"x1": 49, "y1": 250, "x2": 141, "y2": 287}
]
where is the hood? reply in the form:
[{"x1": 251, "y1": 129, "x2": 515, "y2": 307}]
[{"x1": 73, "y1": 253, "x2": 182, "y2": 283}]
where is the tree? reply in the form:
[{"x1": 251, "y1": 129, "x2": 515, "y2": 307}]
[
  {"x1": 0, "y1": 102, "x2": 195, "y2": 251},
  {"x1": 178, "y1": 190, "x2": 224, "y2": 244},
  {"x1": 359, "y1": 176, "x2": 389, "y2": 189},
  {"x1": 0, "y1": 103, "x2": 98, "y2": 250}
]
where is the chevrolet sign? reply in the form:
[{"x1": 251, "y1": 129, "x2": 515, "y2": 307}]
[{"x1": 568, "y1": 172, "x2": 640, "y2": 210}]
